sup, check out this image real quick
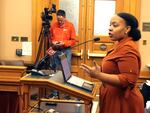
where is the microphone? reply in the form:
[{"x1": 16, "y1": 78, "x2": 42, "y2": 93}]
[
  {"x1": 34, "y1": 37, "x2": 100, "y2": 71},
  {"x1": 30, "y1": 55, "x2": 54, "y2": 76},
  {"x1": 71, "y1": 37, "x2": 100, "y2": 49}
]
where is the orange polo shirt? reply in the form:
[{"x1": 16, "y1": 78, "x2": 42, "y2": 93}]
[{"x1": 50, "y1": 20, "x2": 76, "y2": 47}]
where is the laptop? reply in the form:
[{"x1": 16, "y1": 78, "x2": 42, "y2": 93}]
[{"x1": 59, "y1": 53, "x2": 94, "y2": 92}]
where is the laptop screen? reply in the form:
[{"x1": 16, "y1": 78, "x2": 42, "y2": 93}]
[{"x1": 59, "y1": 53, "x2": 71, "y2": 81}]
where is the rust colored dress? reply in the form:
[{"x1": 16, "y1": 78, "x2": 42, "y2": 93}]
[{"x1": 100, "y1": 37, "x2": 144, "y2": 113}]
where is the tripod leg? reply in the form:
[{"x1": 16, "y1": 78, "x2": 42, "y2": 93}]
[
  {"x1": 34, "y1": 29, "x2": 45, "y2": 68},
  {"x1": 34, "y1": 24, "x2": 52, "y2": 70}
]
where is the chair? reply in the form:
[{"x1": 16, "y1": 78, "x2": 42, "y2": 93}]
[
  {"x1": 140, "y1": 82, "x2": 150, "y2": 108},
  {"x1": 0, "y1": 60, "x2": 24, "y2": 66}
]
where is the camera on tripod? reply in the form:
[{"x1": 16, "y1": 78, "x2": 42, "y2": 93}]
[
  {"x1": 41, "y1": 4, "x2": 56, "y2": 35},
  {"x1": 33, "y1": 4, "x2": 57, "y2": 73}
]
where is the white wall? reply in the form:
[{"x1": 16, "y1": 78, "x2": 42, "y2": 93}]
[
  {"x1": 139, "y1": 1, "x2": 150, "y2": 71},
  {"x1": 0, "y1": 0, "x2": 32, "y2": 61}
]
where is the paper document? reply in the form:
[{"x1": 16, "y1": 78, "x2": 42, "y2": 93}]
[{"x1": 22, "y1": 42, "x2": 32, "y2": 55}]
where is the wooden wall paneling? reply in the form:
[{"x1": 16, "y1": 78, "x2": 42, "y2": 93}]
[
  {"x1": 85, "y1": 0, "x2": 95, "y2": 81},
  {"x1": 130, "y1": 0, "x2": 141, "y2": 22},
  {"x1": 32, "y1": 0, "x2": 37, "y2": 61},
  {"x1": 115, "y1": 0, "x2": 141, "y2": 21},
  {"x1": 123, "y1": 0, "x2": 130, "y2": 12},
  {"x1": 32, "y1": 0, "x2": 47, "y2": 61},
  {"x1": 71, "y1": 0, "x2": 87, "y2": 78},
  {"x1": 32, "y1": 0, "x2": 56, "y2": 62},
  {"x1": 115, "y1": 0, "x2": 124, "y2": 13}
]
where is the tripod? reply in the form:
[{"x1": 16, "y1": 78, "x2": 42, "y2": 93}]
[
  {"x1": 34, "y1": 23, "x2": 51, "y2": 70},
  {"x1": 33, "y1": 4, "x2": 57, "y2": 71}
]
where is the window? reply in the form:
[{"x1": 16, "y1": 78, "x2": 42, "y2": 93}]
[
  {"x1": 94, "y1": 0, "x2": 116, "y2": 35},
  {"x1": 59, "y1": 0, "x2": 79, "y2": 34}
]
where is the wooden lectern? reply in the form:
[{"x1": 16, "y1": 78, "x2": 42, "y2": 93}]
[
  {"x1": 20, "y1": 71, "x2": 99, "y2": 113},
  {"x1": 0, "y1": 65, "x2": 27, "y2": 113}
]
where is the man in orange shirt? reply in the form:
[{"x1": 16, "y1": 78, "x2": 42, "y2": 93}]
[
  {"x1": 46, "y1": 9, "x2": 76, "y2": 99},
  {"x1": 47, "y1": 9, "x2": 76, "y2": 70}
]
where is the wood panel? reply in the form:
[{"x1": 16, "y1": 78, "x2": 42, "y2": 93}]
[
  {"x1": 137, "y1": 71, "x2": 150, "y2": 86},
  {"x1": 115, "y1": 0, "x2": 141, "y2": 22},
  {"x1": 0, "y1": 66, "x2": 27, "y2": 113},
  {"x1": 21, "y1": 72, "x2": 99, "y2": 113},
  {"x1": 71, "y1": 0, "x2": 86, "y2": 78}
]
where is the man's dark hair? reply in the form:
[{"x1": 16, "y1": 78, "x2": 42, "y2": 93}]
[{"x1": 57, "y1": 9, "x2": 66, "y2": 17}]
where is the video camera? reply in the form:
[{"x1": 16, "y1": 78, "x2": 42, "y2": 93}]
[
  {"x1": 41, "y1": 4, "x2": 56, "y2": 23},
  {"x1": 41, "y1": 4, "x2": 56, "y2": 35}
]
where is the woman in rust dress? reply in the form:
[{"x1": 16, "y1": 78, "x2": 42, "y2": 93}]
[{"x1": 80, "y1": 12, "x2": 144, "y2": 113}]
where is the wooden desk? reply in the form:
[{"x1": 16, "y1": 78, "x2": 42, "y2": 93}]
[
  {"x1": 137, "y1": 71, "x2": 150, "y2": 86},
  {"x1": 20, "y1": 71, "x2": 99, "y2": 113},
  {"x1": 0, "y1": 65, "x2": 27, "y2": 113}
]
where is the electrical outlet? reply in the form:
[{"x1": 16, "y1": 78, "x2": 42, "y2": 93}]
[
  {"x1": 20, "y1": 37, "x2": 28, "y2": 42},
  {"x1": 11, "y1": 36, "x2": 19, "y2": 41},
  {"x1": 16, "y1": 49, "x2": 22, "y2": 56},
  {"x1": 143, "y1": 40, "x2": 147, "y2": 45}
]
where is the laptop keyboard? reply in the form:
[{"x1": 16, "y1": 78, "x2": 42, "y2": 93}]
[{"x1": 68, "y1": 75, "x2": 84, "y2": 86}]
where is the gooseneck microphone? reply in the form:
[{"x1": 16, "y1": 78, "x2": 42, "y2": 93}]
[
  {"x1": 34, "y1": 37, "x2": 100, "y2": 70},
  {"x1": 71, "y1": 37, "x2": 100, "y2": 49}
]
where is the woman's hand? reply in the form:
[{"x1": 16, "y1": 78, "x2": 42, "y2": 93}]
[
  {"x1": 81, "y1": 61, "x2": 121, "y2": 86},
  {"x1": 80, "y1": 61, "x2": 101, "y2": 79}
]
